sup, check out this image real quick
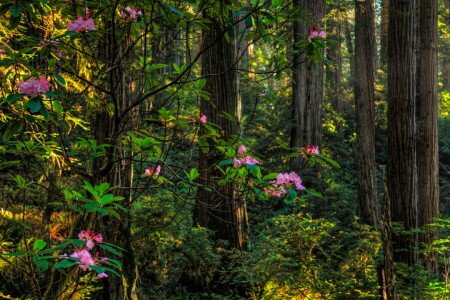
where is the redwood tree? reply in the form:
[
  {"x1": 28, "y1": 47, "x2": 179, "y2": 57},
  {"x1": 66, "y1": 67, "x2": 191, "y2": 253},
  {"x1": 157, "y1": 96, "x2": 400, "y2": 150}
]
[
  {"x1": 387, "y1": 0, "x2": 418, "y2": 266},
  {"x1": 417, "y1": 0, "x2": 439, "y2": 272},
  {"x1": 193, "y1": 2, "x2": 247, "y2": 250},
  {"x1": 354, "y1": 0, "x2": 377, "y2": 227}
]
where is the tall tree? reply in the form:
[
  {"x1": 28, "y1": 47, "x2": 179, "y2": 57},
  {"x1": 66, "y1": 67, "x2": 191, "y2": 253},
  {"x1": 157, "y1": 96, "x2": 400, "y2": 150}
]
[
  {"x1": 417, "y1": 0, "x2": 439, "y2": 272},
  {"x1": 193, "y1": 2, "x2": 247, "y2": 250},
  {"x1": 290, "y1": 0, "x2": 326, "y2": 177},
  {"x1": 354, "y1": 0, "x2": 377, "y2": 227},
  {"x1": 387, "y1": 0, "x2": 418, "y2": 266}
]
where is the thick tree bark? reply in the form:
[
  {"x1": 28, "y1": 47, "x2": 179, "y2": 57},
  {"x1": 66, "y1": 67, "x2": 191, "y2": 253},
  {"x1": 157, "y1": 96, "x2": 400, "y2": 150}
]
[
  {"x1": 354, "y1": 0, "x2": 377, "y2": 227},
  {"x1": 417, "y1": 0, "x2": 439, "y2": 272},
  {"x1": 193, "y1": 6, "x2": 247, "y2": 251},
  {"x1": 387, "y1": 0, "x2": 418, "y2": 266},
  {"x1": 290, "y1": 0, "x2": 325, "y2": 178}
]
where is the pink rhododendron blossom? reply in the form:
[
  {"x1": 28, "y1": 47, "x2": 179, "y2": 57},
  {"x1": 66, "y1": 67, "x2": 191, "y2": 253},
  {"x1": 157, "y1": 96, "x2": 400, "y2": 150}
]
[
  {"x1": 265, "y1": 171, "x2": 305, "y2": 197},
  {"x1": 67, "y1": 17, "x2": 96, "y2": 32},
  {"x1": 301, "y1": 145, "x2": 319, "y2": 158},
  {"x1": 71, "y1": 249, "x2": 95, "y2": 271},
  {"x1": 264, "y1": 184, "x2": 286, "y2": 197},
  {"x1": 237, "y1": 145, "x2": 247, "y2": 154},
  {"x1": 308, "y1": 26, "x2": 326, "y2": 39},
  {"x1": 121, "y1": 6, "x2": 142, "y2": 21},
  {"x1": 259, "y1": 93, "x2": 267, "y2": 97},
  {"x1": 144, "y1": 165, "x2": 161, "y2": 176},
  {"x1": 97, "y1": 273, "x2": 108, "y2": 278},
  {"x1": 275, "y1": 172, "x2": 305, "y2": 190},
  {"x1": 78, "y1": 230, "x2": 103, "y2": 249},
  {"x1": 233, "y1": 156, "x2": 260, "y2": 168},
  {"x1": 85, "y1": 7, "x2": 91, "y2": 18},
  {"x1": 0, "y1": 50, "x2": 6, "y2": 54},
  {"x1": 199, "y1": 113, "x2": 207, "y2": 123},
  {"x1": 18, "y1": 77, "x2": 50, "y2": 97}
]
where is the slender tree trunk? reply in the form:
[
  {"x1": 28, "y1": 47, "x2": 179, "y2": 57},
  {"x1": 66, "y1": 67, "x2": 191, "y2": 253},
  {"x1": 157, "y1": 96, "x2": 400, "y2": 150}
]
[
  {"x1": 417, "y1": 0, "x2": 439, "y2": 273},
  {"x1": 387, "y1": 0, "x2": 418, "y2": 266},
  {"x1": 193, "y1": 5, "x2": 247, "y2": 251},
  {"x1": 442, "y1": 0, "x2": 450, "y2": 91},
  {"x1": 380, "y1": 0, "x2": 389, "y2": 69},
  {"x1": 344, "y1": 17, "x2": 355, "y2": 84},
  {"x1": 354, "y1": 0, "x2": 377, "y2": 227},
  {"x1": 290, "y1": 0, "x2": 325, "y2": 179},
  {"x1": 326, "y1": 8, "x2": 343, "y2": 131}
]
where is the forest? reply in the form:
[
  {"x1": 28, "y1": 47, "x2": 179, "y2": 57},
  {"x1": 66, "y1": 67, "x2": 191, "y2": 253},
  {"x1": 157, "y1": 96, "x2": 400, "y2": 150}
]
[{"x1": 0, "y1": 0, "x2": 448, "y2": 299}]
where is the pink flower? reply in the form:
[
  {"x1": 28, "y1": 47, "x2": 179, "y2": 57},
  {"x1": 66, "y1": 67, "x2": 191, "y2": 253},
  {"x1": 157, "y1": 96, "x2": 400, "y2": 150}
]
[
  {"x1": 275, "y1": 172, "x2": 305, "y2": 190},
  {"x1": 144, "y1": 165, "x2": 161, "y2": 176},
  {"x1": 264, "y1": 184, "x2": 286, "y2": 197},
  {"x1": 199, "y1": 113, "x2": 207, "y2": 123},
  {"x1": 67, "y1": 17, "x2": 96, "y2": 32},
  {"x1": 233, "y1": 155, "x2": 259, "y2": 168},
  {"x1": 97, "y1": 273, "x2": 108, "y2": 278},
  {"x1": 301, "y1": 145, "x2": 319, "y2": 158},
  {"x1": 38, "y1": 41, "x2": 49, "y2": 47},
  {"x1": 71, "y1": 249, "x2": 95, "y2": 271},
  {"x1": 259, "y1": 93, "x2": 267, "y2": 97},
  {"x1": 237, "y1": 145, "x2": 247, "y2": 154},
  {"x1": 85, "y1": 7, "x2": 91, "y2": 18},
  {"x1": 121, "y1": 6, "x2": 142, "y2": 21},
  {"x1": 56, "y1": 52, "x2": 63, "y2": 58},
  {"x1": 308, "y1": 27, "x2": 326, "y2": 39},
  {"x1": 189, "y1": 117, "x2": 196, "y2": 123},
  {"x1": 18, "y1": 76, "x2": 50, "y2": 97},
  {"x1": 78, "y1": 230, "x2": 103, "y2": 249},
  {"x1": 0, "y1": 50, "x2": 6, "y2": 54}
]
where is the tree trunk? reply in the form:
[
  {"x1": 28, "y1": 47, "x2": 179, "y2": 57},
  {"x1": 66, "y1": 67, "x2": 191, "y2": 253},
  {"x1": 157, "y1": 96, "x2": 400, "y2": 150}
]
[
  {"x1": 326, "y1": 8, "x2": 343, "y2": 132},
  {"x1": 379, "y1": 0, "x2": 389, "y2": 69},
  {"x1": 387, "y1": 0, "x2": 418, "y2": 266},
  {"x1": 417, "y1": 0, "x2": 439, "y2": 273},
  {"x1": 442, "y1": 0, "x2": 450, "y2": 91},
  {"x1": 354, "y1": 0, "x2": 377, "y2": 227},
  {"x1": 290, "y1": 0, "x2": 325, "y2": 180},
  {"x1": 193, "y1": 5, "x2": 247, "y2": 251}
]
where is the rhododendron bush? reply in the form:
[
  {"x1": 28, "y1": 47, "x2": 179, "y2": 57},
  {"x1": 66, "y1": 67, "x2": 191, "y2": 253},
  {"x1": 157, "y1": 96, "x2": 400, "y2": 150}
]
[{"x1": 0, "y1": 0, "x2": 338, "y2": 299}]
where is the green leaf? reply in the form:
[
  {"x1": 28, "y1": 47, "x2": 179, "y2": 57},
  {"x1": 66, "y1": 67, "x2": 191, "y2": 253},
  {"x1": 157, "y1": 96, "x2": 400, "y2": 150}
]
[
  {"x1": 218, "y1": 160, "x2": 236, "y2": 166},
  {"x1": 262, "y1": 173, "x2": 278, "y2": 180},
  {"x1": 3, "y1": 120, "x2": 23, "y2": 141},
  {"x1": 10, "y1": 4, "x2": 22, "y2": 17},
  {"x1": 28, "y1": 99, "x2": 41, "y2": 113},
  {"x1": 41, "y1": 243, "x2": 69, "y2": 254},
  {"x1": 54, "y1": 258, "x2": 78, "y2": 268},
  {"x1": 6, "y1": 93, "x2": 26, "y2": 102},
  {"x1": 55, "y1": 74, "x2": 66, "y2": 85},
  {"x1": 33, "y1": 240, "x2": 47, "y2": 252},
  {"x1": 189, "y1": 168, "x2": 199, "y2": 181},
  {"x1": 163, "y1": 2, "x2": 184, "y2": 15},
  {"x1": 98, "y1": 244, "x2": 123, "y2": 257},
  {"x1": 146, "y1": 63, "x2": 168, "y2": 71}
]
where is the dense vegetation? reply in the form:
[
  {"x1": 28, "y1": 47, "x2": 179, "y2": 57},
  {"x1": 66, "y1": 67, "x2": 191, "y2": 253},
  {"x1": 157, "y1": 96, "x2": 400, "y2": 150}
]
[{"x1": 0, "y1": 0, "x2": 449, "y2": 299}]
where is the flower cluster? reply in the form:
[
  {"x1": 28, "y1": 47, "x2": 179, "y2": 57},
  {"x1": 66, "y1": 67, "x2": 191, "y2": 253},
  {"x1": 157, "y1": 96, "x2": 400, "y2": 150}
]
[
  {"x1": 264, "y1": 172, "x2": 305, "y2": 197},
  {"x1": 189, "y1": 113, "x2": 207, "y2": 124},
  {"x1": 64, "y1": 230, "x2": 109, "y2": 278},
  {"x1": 18, "y1": 76, "x2": 50, "y2": 97},
  {"x1": 0, "y1": 49, "x2": 6, "y2": 54},
  {"x1": 308, "y1": 27, "x2": 326, "y2": 39},
  {"x1": 144, "y1": 165, "x2": 161, "y2": 177},
  {"x1": 301, "y1": 145, "x2": 319, "y2": 158},
  {"x1": 233, "y1": 145, "x2": 260, "y2": 168},
  {"x1": 67, "y1": 17, "x2": 96, "y2": 32},
  {"x1": 121, "y1": 6, "x2": 142, "y2": 21}
]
